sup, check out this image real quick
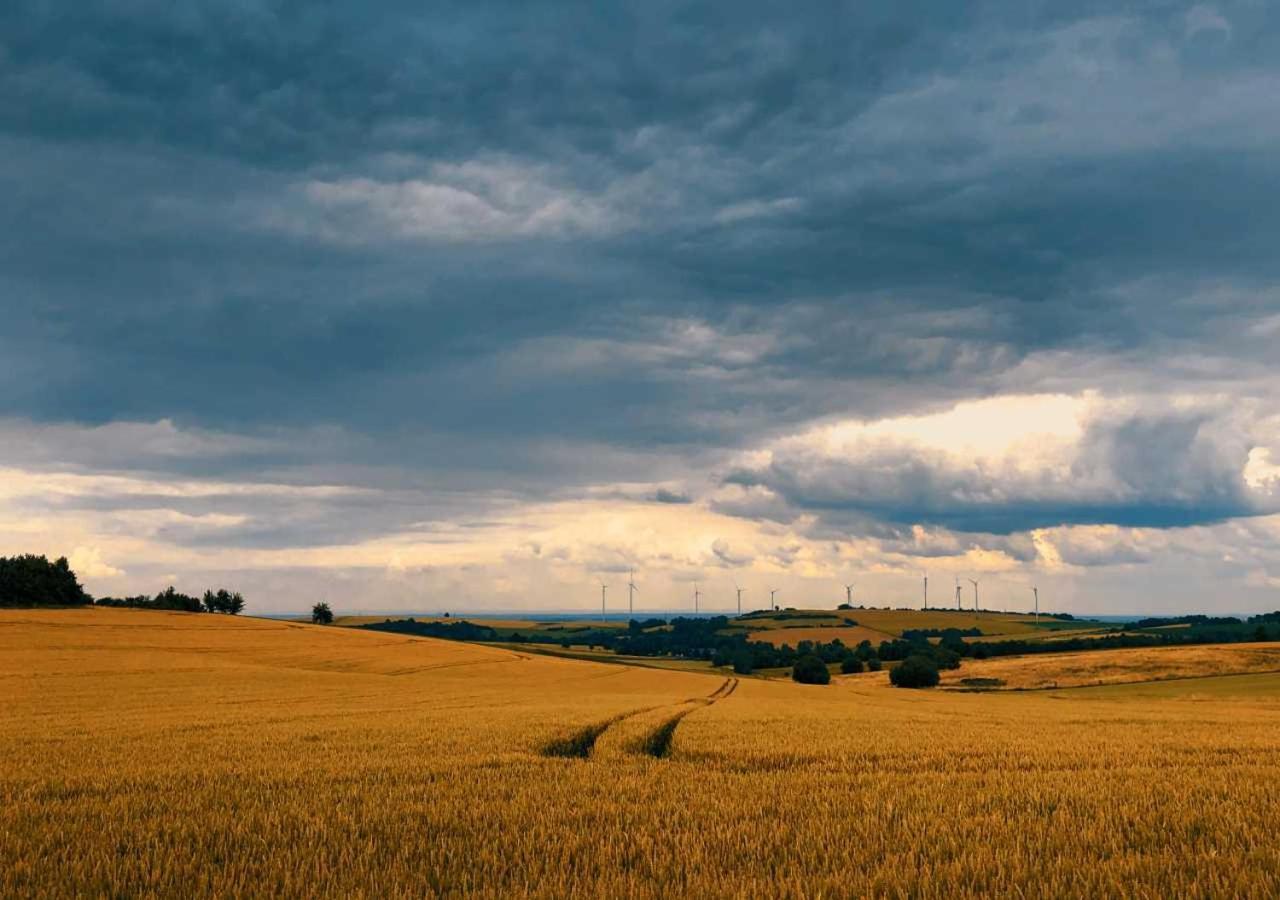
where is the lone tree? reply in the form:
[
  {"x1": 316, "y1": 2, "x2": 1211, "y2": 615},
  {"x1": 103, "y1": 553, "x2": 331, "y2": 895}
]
[
  {"x1": 792, "y1": 653, "x2": 831, "y2": 685},
  {"x1": 312, "y1": 602, "x2": 334, "y2": 625},
  {"x1": 889, "y1": 655, "x2": 940, "y2": 689}
]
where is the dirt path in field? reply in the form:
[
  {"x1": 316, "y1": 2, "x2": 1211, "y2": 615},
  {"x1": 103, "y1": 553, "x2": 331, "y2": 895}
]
[{"x1": 544, "y1": 677, "x2": 738, "y2": 761}]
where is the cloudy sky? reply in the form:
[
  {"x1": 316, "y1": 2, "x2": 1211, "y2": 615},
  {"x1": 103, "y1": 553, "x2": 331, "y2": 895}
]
[{"x1": 3, "y1": 1, "x2": 1279, "y2": 615}]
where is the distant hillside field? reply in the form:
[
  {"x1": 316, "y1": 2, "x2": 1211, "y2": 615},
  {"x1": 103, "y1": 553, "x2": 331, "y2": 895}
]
[
  {"x1": 737, "y1": 607, "x2": 1097, "y2": 639},
  {"x1": 746, "y1": 625, "x2": 893, "y2": 647},
  {"x1": 942, "y1": 643, "x2": 1280, "y2": 691},
  {"x1": 326, "y1": 614, "x2": 556, "y2": 629},
  {"x1": 339, "y1": 607, "x2": 1097, "y2": 645},
  {"x1": 4, "y1": 608, "x2": 1280, "y2": 897}
]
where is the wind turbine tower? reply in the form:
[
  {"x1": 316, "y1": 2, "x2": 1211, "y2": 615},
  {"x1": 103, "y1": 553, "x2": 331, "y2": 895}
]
[
  {"x1": 1033, "y1": 586, "x2": 1039, "y2": 619},
  {"x1": 955, "y1": 577, "x2": 962, "y2": 610},
  {"x1": 694, "y1": 582, "x2": 702, "y2": 615},
  {"x1": 969, "y1": 578, "x2": 980, "y2": 615},
  {"x1": 923, "y1": 574, "x2": 928, "y2": 610},
  {"x1": 844, "y1": 583, "x2": 854, "y2": 607},
  {"x1": 735, "y1": 584, "x2": 744, "y2": 617},
  {"x1": 627, "y1": 569, "x2": 637, "y2": 619},
  {"x1": 600, "y1": 582, "x2": 608, "y2": 622},
  {"x1": 770, "y1": 588, "x2": 778, "y2": 610}
]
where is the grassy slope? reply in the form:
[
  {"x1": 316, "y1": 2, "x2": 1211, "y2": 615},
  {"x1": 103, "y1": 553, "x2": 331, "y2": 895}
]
[{"x1": 5, "y1": 608, "x2": 1280, "y2": 897}]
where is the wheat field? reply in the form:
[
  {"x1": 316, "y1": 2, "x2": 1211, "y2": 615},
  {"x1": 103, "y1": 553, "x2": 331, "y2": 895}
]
[{"x1": 4, "y1": 608, "x2": 1280, "y2": 898}]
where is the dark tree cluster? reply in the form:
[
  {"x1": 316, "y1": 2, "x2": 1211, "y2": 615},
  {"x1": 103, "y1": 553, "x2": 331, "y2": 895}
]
[
  {"x1": 890, "y1": 655, "x2": 941, "y2": 689},
  {"x1": 0, "y1": 555, "x2": 91, "y2": 607},
  {"x1": 312, "y1": 602, "x2": 334, "y2": 624},
  {"x1": 1131, "y1": 614, "x2": 1244, "y2": 629},
  {"x1": 363, "y1": 618, "x2": 500, "y2": 642},
  {"x1": 791, "y1": 654, "x2": 831, "y2": 685},
  {"x1": 201, "y1": 589, "x2": 246, "y2": 614},
  {"x1": 360, "y1": 614, "x2": 888, "y2": 677},
  {"x1": 877, "y1": 636, "x2": 961, "y2": 665},
  {"x1": 621, "y1": 618, "x2": 876, "y2": 674}
]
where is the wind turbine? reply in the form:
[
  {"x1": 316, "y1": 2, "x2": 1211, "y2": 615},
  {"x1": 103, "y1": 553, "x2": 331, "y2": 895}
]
[
  {"x1": 968, "y1": 578, "x2": 980, "y2": 615},
  {"x1": 923, "y1": 573, "x2": 928, "y2": 610},
  {"x1": 600, "y1": 582, "x2": 608, "y2": 622},
  {"x1": 769, "y1": 588, "x2": 778, "y2": 610},
  {"x1": 955, "y1": 577, "x2": 962, "y2": 611},
  {"x1": 734, "y1": 584, "x2": 745, "y2": 617},
  {"x1": 1032, "y1": 585, "x2": 1039, "y2": 619},
  {"x1": 627, "y1": 569, "x2": 637, "y2": 619},
  {"x1": 694, "y1": 582, "x2": 702, "y2": 615},
  {"x1": 844, "y1": 583, "x2": 854, "y2": 607}
]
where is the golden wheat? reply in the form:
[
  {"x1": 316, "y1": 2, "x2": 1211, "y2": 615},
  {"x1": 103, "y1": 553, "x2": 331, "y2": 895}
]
[{"x1": 3, "y1": 608, "x2": 1279, "y2": 898}]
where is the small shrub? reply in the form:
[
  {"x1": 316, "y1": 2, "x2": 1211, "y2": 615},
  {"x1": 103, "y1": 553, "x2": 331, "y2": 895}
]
[
  {"x1": 959, "y1": 677, "x2": 1004, "y2": 689},
  {"x1": 890, "y1": 655, "x2": 940, "y2": 689},
  {"x1": 840, "y1": 655, "x2": 864, "y2": 674}
]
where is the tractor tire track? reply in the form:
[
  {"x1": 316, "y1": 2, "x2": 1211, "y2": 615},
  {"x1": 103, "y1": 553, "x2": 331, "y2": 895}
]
[
  {"x1": 641, "y1": 677, "x2": 738, "y2": 759},
  {"x1": 543, "y1": 677, "x2": 738, "y2": 761},
  {"x1": 540, "y1": 675, "x2": 742, "y2": 757},
  {"x1": 642, "y1": 707, "x2": 699, "y2": 758},
  {"x1": 542, "y1": 706, "x2": 659, "y2": 758}
]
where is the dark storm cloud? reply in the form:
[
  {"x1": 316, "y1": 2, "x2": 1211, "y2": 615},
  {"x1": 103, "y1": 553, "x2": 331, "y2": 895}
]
[{"x1": 2, "y1": 0, "x2": 1279, "y2": 544}]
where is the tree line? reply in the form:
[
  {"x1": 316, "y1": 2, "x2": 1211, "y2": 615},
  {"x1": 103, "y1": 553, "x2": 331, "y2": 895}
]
[
  {"x1": 96, "y1": 587, "x2": 246, "y2": 614},
  {"x1": 1, "y1": 553, "x2": 245, "y2": 614}
]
